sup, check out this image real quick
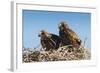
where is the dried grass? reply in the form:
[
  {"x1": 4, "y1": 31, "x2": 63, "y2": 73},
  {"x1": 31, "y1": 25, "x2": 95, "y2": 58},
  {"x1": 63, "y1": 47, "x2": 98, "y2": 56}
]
[{"x1": 23, "y1": 46, "x2": 91, "y2": 63}]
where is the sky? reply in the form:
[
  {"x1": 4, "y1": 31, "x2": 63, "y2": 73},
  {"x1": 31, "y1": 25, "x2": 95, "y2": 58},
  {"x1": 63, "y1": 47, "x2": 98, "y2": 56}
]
[{"x1": 23, "y1": 10, "x2": 91, "y2": 49}]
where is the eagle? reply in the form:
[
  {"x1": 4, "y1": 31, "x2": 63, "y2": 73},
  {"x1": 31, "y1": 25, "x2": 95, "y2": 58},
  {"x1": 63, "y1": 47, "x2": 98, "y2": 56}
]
[
  {"x1": 58, "y1": 21, "x2": 82, "y2": 48},
  {"x1": 38, "y1": 30, "x2": 62, "y2": 51}
]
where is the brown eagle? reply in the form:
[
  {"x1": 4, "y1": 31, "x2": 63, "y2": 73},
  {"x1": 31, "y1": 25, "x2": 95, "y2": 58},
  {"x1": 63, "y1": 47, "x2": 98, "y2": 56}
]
[
  {"x1": 38, "y1": 30, "x2": 62, "y2": 51},
  {"x1": 58, "y1": 21, "x2": 82, "y2": 48}
]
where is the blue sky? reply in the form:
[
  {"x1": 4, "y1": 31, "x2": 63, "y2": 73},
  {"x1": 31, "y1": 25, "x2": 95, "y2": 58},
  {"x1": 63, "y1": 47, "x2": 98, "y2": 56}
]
[{"x1": 23, "y1": 10, "x2": 91, "y2": 49}]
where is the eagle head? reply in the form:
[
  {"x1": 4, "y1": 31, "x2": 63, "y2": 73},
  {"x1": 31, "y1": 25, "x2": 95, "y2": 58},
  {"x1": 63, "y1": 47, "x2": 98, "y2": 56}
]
[
  {"x1": 58, "y1": 21, "x2": 69, "y2": 30},
  {"x1": 38, "y1": 30, "x2": 51, "y2": 38}
]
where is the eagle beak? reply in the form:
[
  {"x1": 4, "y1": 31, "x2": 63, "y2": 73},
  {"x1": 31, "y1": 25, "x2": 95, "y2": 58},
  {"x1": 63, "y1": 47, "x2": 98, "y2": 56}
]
[
  {"x1": 38, "y1": 34, "x2": 40, "y2": 37},
  {"x1": 58, "y1": 24, "x2": 61, "y2": 28},
  {"x1": 38, "y1": 31, "x2": 41, "y2": 37}
]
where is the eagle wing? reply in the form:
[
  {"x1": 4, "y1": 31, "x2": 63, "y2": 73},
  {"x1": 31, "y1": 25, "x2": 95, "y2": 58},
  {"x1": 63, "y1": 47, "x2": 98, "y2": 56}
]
[
  {"x1": 66, "y1": 29, "x2": 79, "y2": 39},
  {"x1": 64, "y1": 28, "x2": 81, "y2": 44}
]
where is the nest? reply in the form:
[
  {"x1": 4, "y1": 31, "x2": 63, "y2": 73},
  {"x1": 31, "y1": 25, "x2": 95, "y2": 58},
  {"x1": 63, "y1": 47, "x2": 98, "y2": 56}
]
[{"x1": 22, "y1": 46, "x2": 91, "y2": 63}]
